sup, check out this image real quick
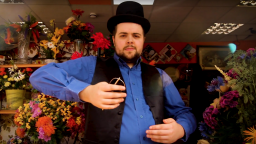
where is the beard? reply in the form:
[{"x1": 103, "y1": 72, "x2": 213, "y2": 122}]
[{"x1": 116, "y1": 45, "x2": 141, "y2": 63}]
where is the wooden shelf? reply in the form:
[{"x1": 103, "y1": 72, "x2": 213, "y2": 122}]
[
  {"x1": 0, "y1": 64, "x2": 45, "y2": 68},
  {"x1": 0, "y1": 110, "x2": 16, "y2": 114}
]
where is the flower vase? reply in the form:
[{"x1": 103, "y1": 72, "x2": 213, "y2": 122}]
[
  {"x1": 16, "y1": 32, "x2": 30, "y2": 64},
  {"x1": 5, "y1": 89, "x2": 25, "y2": 110},
  {"x1": 44, "y1": 59, "x2": 58, "y2": 64},
  {"x1": 74, "y1": 39, "x2": 84, "y2": 54}
]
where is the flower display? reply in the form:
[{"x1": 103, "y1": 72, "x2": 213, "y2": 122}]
[
  {"x1": 38, "y1": 20, "x2": 65, "y2": 59},
  {"x1": 91, "y1": 32, "x2": 110, "y2": 51},
  {"x1": 0, "y1": 60, "x2": 33, "y2": 91},
  {"x1": 14, "y1": 93, "x2": 85, "y2": 143},
  {"x1": 199, "y1": 47, "x2": 256, "y2": 144},
  {"x1": 63, "y1": 9, "x2": 94, "y2": 42}
]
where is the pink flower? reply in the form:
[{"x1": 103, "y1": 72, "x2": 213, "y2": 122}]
[
  {"x1": 91, "y1": 32, "x2": 110, "y2": 50},
  {"x1": 38, "y1": 127, "x2": 51, "y2": 142},
  {"x1": 32, "y1": 107, "x2": 42, "y2": 118},
  {"x1": 203, "y1": 106, "x2": 219, "y2": 129}
]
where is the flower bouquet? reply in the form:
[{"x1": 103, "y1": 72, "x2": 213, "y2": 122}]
[
  {"x1": 63, "y1": 9, "x2": 94, "y2": 43},
  {"x1": 14, "y1": 93, "x2": 85, "y2": 143},
  {"x1": 198, "y1": 48, "x2": 256, "y2": 144},
  {"x1": 38, "y1": 20, "x2": 65, "y2": 60}
]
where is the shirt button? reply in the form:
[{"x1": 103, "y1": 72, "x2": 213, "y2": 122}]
[
  {"x1": 136, "y1": 98, "x2": 139, "y2": 101},
  {"x1": 132, "y1": 82, "x2": 135, "y2": 85},
  {"x1": 140, "y1": 115, "x2": 143, "y2": 118}
]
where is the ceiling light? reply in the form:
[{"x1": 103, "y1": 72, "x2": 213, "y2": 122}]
[
  {"x1": 114, "y1": 0, "x2": 155, "y2": 5},
  {"x1": 0, "y1": 0, "x2": 24, "y2": 4},
  {"x1": 237, "y1": 0, "x2": 256, "y2": 7},
  {"x1": 202, "y1": 23, "x2": 244, "y2": 35}
]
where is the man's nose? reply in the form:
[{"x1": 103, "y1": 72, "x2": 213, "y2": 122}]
[{"x1": 127, "y1": 35, "x2": 134, "y2": 44}]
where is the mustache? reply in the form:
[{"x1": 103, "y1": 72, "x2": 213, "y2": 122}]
[{"x1": 123, "y1": 45, "x2": 136, "y2": 49}]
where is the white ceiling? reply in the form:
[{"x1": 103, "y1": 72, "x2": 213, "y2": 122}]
[{"x1": 0, "y1": 0, "x2": 256, "y2": 43}]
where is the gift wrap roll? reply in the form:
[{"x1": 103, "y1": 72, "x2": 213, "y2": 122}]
[{"x1": 5, "y1": 89, "x2": 25, "y2": 110}]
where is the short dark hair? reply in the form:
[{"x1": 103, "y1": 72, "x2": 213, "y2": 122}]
[{"x1": 112, "y1": 25, "x2": 145, "y2": 37}]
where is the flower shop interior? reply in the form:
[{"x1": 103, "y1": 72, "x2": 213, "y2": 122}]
[{"x1": 0, "y1": 0, "x2": 256, "y2": 143}]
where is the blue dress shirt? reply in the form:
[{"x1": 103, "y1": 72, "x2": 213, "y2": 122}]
[{"x1": 29, "y1": 53, "x2": 196, "y2": 144}]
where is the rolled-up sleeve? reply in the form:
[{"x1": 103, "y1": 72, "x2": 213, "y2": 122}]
[
  {"x1": 157, "y1": 68, "x2": 197, "y2": 141},
  {"x1": 29, "y1": 56, "x2": 97, "y2": 102}
]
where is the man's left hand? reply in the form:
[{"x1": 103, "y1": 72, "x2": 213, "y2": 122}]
[{"x1": 146, "y1": 118, "x2": 185, "y2": 144}]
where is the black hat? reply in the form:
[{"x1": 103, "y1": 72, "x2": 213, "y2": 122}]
[{"x1": 107, "y1": 1, "x2": 150, "y2": 35}]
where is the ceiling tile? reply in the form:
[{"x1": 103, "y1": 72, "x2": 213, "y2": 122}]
[
  {"x1": 144, "y1": 34, "x2": 170, "y2": 42},
  {"x1": 24, "y1": 0, "x2": 69, "y2": 5},
  {"x1": 217, "y1": 7, "x2": 256, "y2": 23},
  {"x1": 150, "y1": 6, "x2": 193, "y2": 22},
  {"x1": 248, "y1": 17, "x2": 256, "y2": 23},
  {"x1": 196, "y1": 0, "x2": 238, "y2": 7},
  {"x1": 154, "y1": 0, "x2": 200, "y2": 7},
  {"x1": 194, "y1": 34, "x2": 226, "y2": 42},
  {"x1": 228, "y1": 23, "x2": 256, "y2": 35},
  {"x1": 218, "y1": 35, "x2": 249, "y2": 42},
  {"x1": 147, "y1": 23, "x2": 180, "y2": 35},
  {"x1": 165, "y1": 34, "x2": 200, "y2": 42},
  {"x1": 113, "y1": 5, "x2": 152, "y2": 19},
  {"x1": 91, "y1": 22, "x2": 110, "y2": 36},
  {"x1": 173, "y1": 22, "x2": 211, "y2": 35},
  {"x1": 242, "y1": 34, "x2": 256, "y2": 40},
  {"x1": 71, "y1": 5, "x2": 113, "y2": 23},
  {"x1": 68, "y1": 0, "x2": 112, "y2": 5},
  {"x1": 183, "y1": 7, "x2": 232, "y2": 23},
  {"x1": 28, "y1": 5, "x2": 71, "y2": 23}
]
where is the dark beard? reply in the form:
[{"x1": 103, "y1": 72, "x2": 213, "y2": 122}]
[{"x1": 117, "y1": 52, "x2": 141, "y2": 63}]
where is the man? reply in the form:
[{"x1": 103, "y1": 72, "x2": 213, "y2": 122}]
[{"x1": 30, "y1": 1, "x2": 196, "y2": 144}]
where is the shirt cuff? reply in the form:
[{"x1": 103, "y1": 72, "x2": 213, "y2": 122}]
[
  {"x1": 176, "y1": 120, "x2": 191, "y2": 142},
  {"x1": 66, "y1": 78, "x2": 90, "y2": 103}
]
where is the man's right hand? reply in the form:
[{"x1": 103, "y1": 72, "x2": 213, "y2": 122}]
[{"x1": 79, "y1": 82, "x2": 127, "y2": 109}]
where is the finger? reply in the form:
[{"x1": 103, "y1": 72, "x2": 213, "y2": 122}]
[
  {"x1": 146, "y1": 134, "x2": 169, "y2": 140},
  {"x1": 163, "y1": 118, "x2": 175, "y2": 124},
  {"x1": 103, "y1": 92, "x2": 127, "y2": 98},
  {"x1": 149, "y1": 124, "x2": 171, "y2": 130},
  {"x1": 102, "y1": 84, "x2": 126, "y2": 91},
  {"x1": 102, "y1": 98, "x2": 124, "y2": 105},
  {"x1": 101, "y1": 104, "x2": 120, "y2": 109},
  {"x1": 146, "y1": 130, "x2": 170, "y2": 136}
]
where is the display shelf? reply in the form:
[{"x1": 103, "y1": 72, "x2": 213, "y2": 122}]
[
  {"x1": 0, "y1": 64, "x2": 45, "y2": 68},
  {"x1": 0, "y1": 110, "x2": 16, "y2": 114}
]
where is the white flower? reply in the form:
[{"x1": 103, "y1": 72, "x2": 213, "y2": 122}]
[
  {"x1": 13, "y1": 64, "x2": 18, "y2": 70},
  {"x1": 8, "y1": 67, "x2": 14, "y2": 73},
  {"x1": 65, "y1": 16, "x2": 75, "y2": 26},
  {"x1": 47, "y1": 42, "x2": 56, "y2": 49}
]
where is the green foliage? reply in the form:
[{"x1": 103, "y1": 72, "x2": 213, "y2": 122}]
[{"x1": 42, "y1": 47, "x2": 55, "y2": 59}]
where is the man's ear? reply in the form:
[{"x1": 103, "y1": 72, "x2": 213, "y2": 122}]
[
  {"x1": 112, "y1": 35, "x2": 115, "y2": 45},
  {"x1": 144, "y1": 36, "x2": 146, "y2": 42}
]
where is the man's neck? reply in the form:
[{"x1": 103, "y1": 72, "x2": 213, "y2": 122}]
[{"x1": 126, "y1": 62, "x2": 135, "y2": 68}]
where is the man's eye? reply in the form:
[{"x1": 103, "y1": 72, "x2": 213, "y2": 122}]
[{"x1": 120, "y1": 35, "x2": 125, "y2": 37}]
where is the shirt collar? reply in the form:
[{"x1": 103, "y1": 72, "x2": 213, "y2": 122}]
[{"x1": 113, "y1": 53, "x2": 141, "y2": 70}]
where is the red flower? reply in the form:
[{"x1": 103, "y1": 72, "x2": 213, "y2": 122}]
[
  {"x1": 91, "y1": 32, "x2": 110, "y2": 50},
  {"x1": 71, "y1": 51, "x2": 83, "y2": 60},
  {"x1": 26, "y1": 67, "x2": 33, "y2": 72},
  {"x1": 72, "y1": 9, "x2": 84, "y2": 17},
  {"x1": 0, "y1": 68, "x2": 6, "y2": 76},
  {"x1": 10, "y1": 24, "x2": 21, "y2": 32}
]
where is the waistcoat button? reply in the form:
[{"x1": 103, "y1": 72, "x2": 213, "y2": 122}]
[{"x1": 118, "y1": 111, "x2": 122, "y2": 115}]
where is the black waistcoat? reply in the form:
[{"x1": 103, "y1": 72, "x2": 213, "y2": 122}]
[{"x1": 83, "y1": 57, "x2": 164, "y2": 144}]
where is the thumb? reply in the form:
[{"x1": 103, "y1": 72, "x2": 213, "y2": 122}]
[{"x1": 163, "y1": 118, "x2": 175, "y2": 124}]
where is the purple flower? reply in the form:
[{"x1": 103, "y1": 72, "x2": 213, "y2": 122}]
[
  {"x1": 226, "y1": 69, "x2": 238, "y2": 79},
  {"x1": 198, "y1": 121, "x2": 213, "y2": 139},
  {"x1": 86, "y1": 22, "x2": 94, "y2": 33},
  {"x1": 38, "y1": 127, "x2": 51, "y2": 142},
  {"x1": 246, "y1": 48, "x2": 255, "y2": 56},
  {"x1": 203, "y1": 106, "x2": 219, "y2": 129},
  {"x1": 220, "y1": 91, "x2": 239, "y2": 108},
  {"x1": 207, "y1": 76, "x2": 225, "y2": 92}
]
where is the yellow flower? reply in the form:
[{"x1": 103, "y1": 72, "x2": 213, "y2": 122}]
[
  {"x1": 4, "y1": 82, "x2": 11, "y2": 87},
  {"x1": 51, "y1": 47, "x2": 59, "y2": 59},
  {"x1": 11, "y1": 84, "x2": 15, "y2": 87},
  {"x1": 50, "y1": 19, "x2": 55, "y2": 27},
  {"x1": 47, "y1": 33, "x2": 54, "y2": 39},
  {"x1": 58, "y1": 41, "x2": 65, "y2": 48},
  {"x1": 197, "y1": 139, "x2": 210, "y2": 144},
  {"x1": 3, "y1": 75, "x2": 7, "y2": 79},
  {"x1": 39, "y1": 40, "x2": 48, "y2": 49},
  {"x1": 73, "y1": 20, "x2": 81, "y2": 26},
  {"x1": 26, "y1": 123, "x2": 31, "y2": 129},
  {"x1": 244, "y1": 125, "x2": 256, "y2": 144}
]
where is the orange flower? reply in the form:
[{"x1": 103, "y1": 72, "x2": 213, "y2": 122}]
[
  {"x1": 4, "y1": 28, "x2": 14, "y2": 44},
  {"x1": 0, "y1": 68, "x2": 6, "y2": 76},
  {"x1": 14, "y1": 112, "x2": 21, "y2": 127},
  {"x1": 36, "y1": 116, "x2": 56, "y2": 137},
  {"x1": 10, "y1": 24, "x2": 21, "y2": 32},
  {"x1": 16, "y1": 127, "x2": 25, "y2": 138},
  {"x1": 63, "y1": 26, "x2": 70, "y2": 33},
  {"x1": 244, "y1": 125, "x2": 256, "y2": 144}
]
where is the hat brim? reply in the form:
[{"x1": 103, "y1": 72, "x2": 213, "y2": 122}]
[{"x1": 107, "y1": 14, "x2": 150, "y2": 35}]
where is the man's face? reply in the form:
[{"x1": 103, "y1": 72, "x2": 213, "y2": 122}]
[{"x1": 112, "y1": 23, "x2": 145, "y2": 63}]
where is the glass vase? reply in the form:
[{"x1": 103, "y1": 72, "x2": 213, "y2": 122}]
[
  {"x1": 74, "y1": 39, "x2": 84, "y2": 54},
  {"x1": 16, "y1": 32, "x2": 30, "y2": 64}
]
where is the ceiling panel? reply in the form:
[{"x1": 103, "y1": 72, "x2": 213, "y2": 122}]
[
  {"x1": 113, "y1": 5, "x2": 153, "y2": 19},
  {"x1": 68, "y1": 0, "x2": 112, "y2": 5},
  {"x1": 173, "y1": 22, "x2": 211, "y2": 35},
  {"x1": 183, "y1": 7, "x2": 232, "y2": 23},
  {"x1": 147, "y1": 23, "x2": 180, "y2": 35},
  {"x1": 228, "y1": 23, "x2": 256, "y2": 35},
  {"x1": 194, "y1": 34, "x2": 226, "y2": 42},
  {"x1": 90, "y1": 22, "x2": 110, "y2": 37},
  {"x1": 28, "y1": 5, "x2": 71, "y2": 23},
  {"x1": 165, "y1": 34, "x2": 200, "y2": 42},
  {"x1": 154, "y1": 0, "x2": 200, "y2": 7},
  {"x1": 23, "y1": 0, "x2": 69, "y2": 5},
  {"x1": 217, "y1": 7, "x2": 256, "y2": 23},
  {"x1": 72, "y1": 5, "x2": 113, "y2": 23},
  {"x1": 248, "y1": 17, "x2": 256, "y2": 23},
  {"x1": 218, "y1": 35, "x2": 249, "y2": 42},
  {"x1": 196, "y1": 0, "x2": 238, "y2": 7},
  {"x1": 144, "y1": 34, "x2": 170, "y2": 42},
  {"x1": 150, "y1": 6, "x2": 193, "y2": 22}
]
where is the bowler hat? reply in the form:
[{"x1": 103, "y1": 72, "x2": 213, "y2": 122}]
[{"x1": 107, "y1": 1, "x2": 151, "y2": 34}]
